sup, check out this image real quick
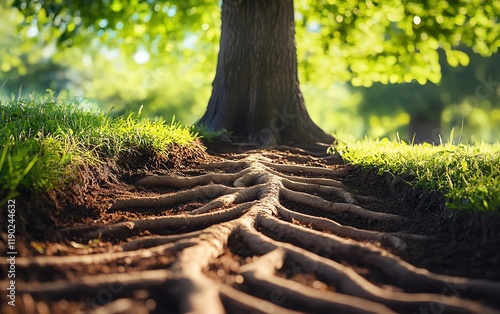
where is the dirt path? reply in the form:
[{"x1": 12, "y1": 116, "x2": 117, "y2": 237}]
[{"x1": 1, "y1": 147, "x2": 500, "y2": 313}]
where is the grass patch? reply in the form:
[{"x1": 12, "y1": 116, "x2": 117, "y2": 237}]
[
  {"x1": 0, "y1": 94, "x2": 200, "y2": 205},
  {"x1": 333, "y1": 137, "x2": 500, "y2": 212}
]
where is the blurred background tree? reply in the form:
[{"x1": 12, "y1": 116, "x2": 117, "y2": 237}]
[
  {"x1": 1, "y1": 0, "x2": 499, "y2": 143},
  {"x1": 352, "y1": 49, "x2": 500, "y2": 143}
]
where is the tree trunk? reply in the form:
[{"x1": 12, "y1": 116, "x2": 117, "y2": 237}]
[{"x1": 197, "y1": 0, "x2": 334, "y2": 148}]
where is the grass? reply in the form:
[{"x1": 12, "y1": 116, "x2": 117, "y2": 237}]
[
  {"x1": 3, "y1": 94, "x2": 499, "y2": 213},
  {"x1": 0, "y1": 94, "x2": 199, "y2": 205},
  {"x1": 333, "y1": 136, "x2": 500, "y2": 212}
]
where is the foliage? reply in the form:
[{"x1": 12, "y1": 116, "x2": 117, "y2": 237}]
[
  {"x1": 82, "y1": 61, "x2": 212, "y2": 125},
  {"x1": 10, "y1": 0, "x2": 220, "y2": 68},
  {"x1": 0, "y1": 0, "x2": 214, "y2": 125},
  {"x1": 10, "y1": 0, "x2": 500, "y2": 86},
  {"x1": 3, "y1": 0, "x2": 500, "y2": 143},
  {"x1": 0, "y1": 93, "x2": 199, "y2": 205},
  {"x1": 302, "y1": 83, "x2": 365, "y2": 137},
  {"x1": 350, "y1": 48, "x2": 500, "y2": 141},
  {"x1": 0, "y1": 1, "x2": 41, "y2": 76},
  {"x1": 298, "y1": 0, "x2": 499, "y2": 86},
  {"x1": 334, "y1": 137, "x2": 500, "y2": 212},
  {"x1": 0, "y1": 1, "x2": 84, "y2": 98}
]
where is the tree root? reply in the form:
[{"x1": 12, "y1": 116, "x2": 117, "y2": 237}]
[
  {"x1": 219, "y1": 284, "x2": 302, "y2": 314},
  {"x1": 11, "y1": 151, "x2": 499, "y2": 313},
  {"x1": 268, "y1": 167, "x2": 348, "y2": 189},
  {"x1": 9, "y1": 269, "x2": 174, "y2": 299},
  {"x1": 120, "y1": 230, "x2": 205, "y2": 251},
  {"x1": 136, "y1": 171, "x2": 245, "y2": 188},
  {"x1": 90, "y1": 298, "x2": 151, "y2": 314},
  {"x1": 280, "y1": 187, "x2": 402, "y2": 221},
  {"x1": 238, "y1": 223, "x2": 496, "y2": 314},
  {"x1": 281, "y1": 177, "x2": 357, "y2": 203},
  {"x1": 276, "y1": 204, "x2": 409, "y2": 250},
  {"x1": 260, "y1": 160, "x2": 347, "y2": 177},
  {"x1": 190, "y1": 185, "x2": 261, "y2": 215},
  {"x1": 110, "y1": 184, "x2": 242, "y2": 211},
  {"x1": 168, "y1": 219, "x2": 242, "y2": 313},
  {"x1": 196, "y1": 160, "x2": 247, "y2": 170},
  {"x1": 239, "y1": 248, "x2": 396, "y2": 314},
  {"x1": 4, "y1": 241, "x2": 193, "y2": 267},
  {"x1": 61, "y1": 201, "x2": 254, "y2": 241},
  {"x1": 257, "y1": 214, "x2": 500, "y2": 306}
]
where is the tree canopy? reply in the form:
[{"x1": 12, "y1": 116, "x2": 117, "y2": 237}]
[{"x1": 11, "y1": 0, "x2": 500, "y2": 86}]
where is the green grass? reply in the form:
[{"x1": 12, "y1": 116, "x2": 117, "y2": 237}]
[
  {"x1": 333, "y1": 137, "x2": 500, "y2": 212},
  {"x1": 0, "y1": 94, "x2": 199, "y2": 204},
  {"x1": 4, "y1": 94, "x2": 499, "y2": 213}
]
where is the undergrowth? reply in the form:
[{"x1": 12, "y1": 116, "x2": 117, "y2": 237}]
[
  {"x1": 0, "y1": 94, "x2": 199, "y2": 205},
  {"x1": 334, "y1": 137, "x2": 500, "y2": 212}
]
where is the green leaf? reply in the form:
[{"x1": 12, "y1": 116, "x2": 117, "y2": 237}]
[
  {"x1": 446, "y1": 50, "x2": 470, "y2": 67},
  {"x1": 461, "y1": 159, "x2": 468, "y2": 172}
]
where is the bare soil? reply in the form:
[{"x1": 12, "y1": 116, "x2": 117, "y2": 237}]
[{"x1": 1, "y1": 141, "x2": 499, "y2": 314}]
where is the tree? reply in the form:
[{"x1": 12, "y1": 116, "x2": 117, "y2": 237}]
[
  {"x1": 354, "y1": 48, "x2": 500, "y2": 143},
  {"x1": 197, "y1": 0, "x2": 333, "y2": 146},
  {"x1": 10, "y1": 0, "x2": 500, "y2": 147},
  {"x1": 6, "y1": 2, "x2": 500, "y2": 312}
]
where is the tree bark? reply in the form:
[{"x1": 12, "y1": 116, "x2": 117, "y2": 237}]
[{"x1": 197, "y1": 0, "x2": 334, "y2": 148}]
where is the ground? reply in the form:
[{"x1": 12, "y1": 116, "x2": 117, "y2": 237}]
[{"x1": 1, "y1": 141, "x2": 500, "y2": 313}]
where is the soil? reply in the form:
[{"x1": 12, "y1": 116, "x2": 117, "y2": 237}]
[{"x1": 1, "y1": 140, "x2": 500, "y2": 314}]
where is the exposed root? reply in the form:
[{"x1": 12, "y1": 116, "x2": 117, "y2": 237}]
[
  {"x1": 61, "y1": 202, "x2": 254, "y2": 241},
  {"x1": 10, "y1": 269, "x2": 174, "y2": 299},
  {"x1": 169, "y1": 219, "x2": 242, "y2": 314},
  {"x1": 268, "y1": 167, "x2": 348, "y2": 189},
  {"x1": 239, "y1": 249, "x2": 396, "y2": 314},
  {"x1": 219, "y1": 284, "x2": 302, "y2": 314},
  {"x1": 281, "y1": 177, "x2": 357, "y2": 203},
  {"x1": 4, "y1": 241, "x2": 193, "y2": 267},
  {"x1": 196, "y1": 160, "x2": 247, "y2": 170},
  {"x1": 257, "y1": 214, "x2": 500, "y2": 305},
  {"x1": 238, "y1": 224, "x2": 496, "y2": 314},
  {"x1": 110, "y1": 184, "x2": 242, "y2": 211},
  {"x1": 90, "y1": 298, "x2": 152, "y2": 314},
  {"x1": 13, "y1": 151, "x2": 499, "y2": 313},
  {"x1": 280, "y1": 187, "x2": 402, "y2": 221},
  {"x1": 190, "y1": 185, "x2": 261, "y2": 215},
  {"x1": 120, "y1": 230, "x2": 205, "y2": 251},
  {"x1": 136, "y1": 171, "x2": 245, "y2": 188},
  {"x1": 276, "y1": 204, "x2": 408, "y2": 250},
  {"x1": 260, "y1": 160, "x2": 347, "y2": 177}
]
